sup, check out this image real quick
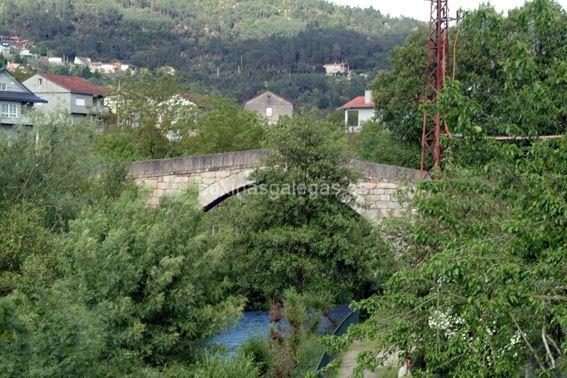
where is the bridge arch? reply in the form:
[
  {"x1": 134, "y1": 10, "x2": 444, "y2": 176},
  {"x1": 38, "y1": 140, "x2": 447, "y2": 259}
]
[{"x1": 125, "y1": 150, "x2": 422, "y2": 223}]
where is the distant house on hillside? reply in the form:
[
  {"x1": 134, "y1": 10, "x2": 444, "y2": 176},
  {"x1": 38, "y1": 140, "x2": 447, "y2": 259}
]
[
  {"x1": 88, "y1": 61, "x2": 131, "y2": 74},
  {"x1": 338, "y1": 90, "x2": 375, "y2": 133},
  {"x1": 158, "y1": 66, "x2": 176, "y2": 75},
  {"x1": 74, "y1": 56, "x2": 91, "y2": 66},
  {"x1": 47, "y1": 57, "x2": 64, "y2": 65},
  {"x1": 244, "y1": 91, "x2": 293, "y2": 125},
  {"x1": 323, "y1": 62, "x2": 349, "y2": 76},
  {"x1": 0, "y1": 35, "x2": 34, "y2": 54},
  {"x1": 6, "y1": 62, "x2": 29, "y2": 72},
  {"x1": 0, "y1": 68, "x2": 46, "y2": 129},
  {"x1": 89, "y1": 61, "x2": 116, "y2": 74},
  {"x1": 23, "y1": 73, "x2": 106, "y2": 116}
]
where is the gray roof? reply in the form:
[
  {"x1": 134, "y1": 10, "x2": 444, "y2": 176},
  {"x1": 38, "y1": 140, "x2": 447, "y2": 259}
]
[
  {"x1": 0, "y1": 68, "x2": 47, "y2": 103},
  {"x1": 0, "y1": 90, "x2": 47, "y2": 103}
]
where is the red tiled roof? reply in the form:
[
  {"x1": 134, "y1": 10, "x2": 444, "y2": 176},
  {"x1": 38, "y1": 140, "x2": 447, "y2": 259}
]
[
  {"x1": 338, "y1": 96, "x2": 375, "y2": 110},
  {"x1": 40, "y1": 73, "x2": 107, "y2": 96}
]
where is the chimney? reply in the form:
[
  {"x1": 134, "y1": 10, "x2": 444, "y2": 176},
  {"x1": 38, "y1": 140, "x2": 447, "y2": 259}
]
[{"x1": 364, "y1": 90, "x2": 373, "y2": 105}]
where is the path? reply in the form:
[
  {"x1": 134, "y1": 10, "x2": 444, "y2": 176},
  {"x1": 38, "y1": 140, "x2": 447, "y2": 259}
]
[{"x1": 338, "y1": 341, "x2": 398, "y2": 378}]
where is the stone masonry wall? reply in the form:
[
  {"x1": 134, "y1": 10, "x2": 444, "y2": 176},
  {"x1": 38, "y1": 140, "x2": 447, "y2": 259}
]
[
  {"x1": 134, "y1": 167, "x2": 253, "y2": 208},
  {"x1": 125, "y1": 150, "x2": 422, "y2": 223},
  {"x1": 352, "y1": 180, "x2": 404, "y2": 221}
]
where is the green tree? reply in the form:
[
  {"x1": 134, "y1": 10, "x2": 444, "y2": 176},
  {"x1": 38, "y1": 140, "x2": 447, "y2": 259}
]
[
  {"x1": 0, "y1": 0, "x2": 419, "y2": 111},
  {"x1": 341, "y1": 137, "x2": 567, "y2": 375},
  {"x1": 372, "y1": 30, "x2": 427, "y2": 144},
  {"x1": 94, "y1": 74, "x2": 265, "y2": 162},
  {"x1": 0, "y1": 118, "x2": 97, "y2": 229},
  {"x1": 355, "y1": 121, "x2": 420, "y2": 168},
  {"x1": 184, "y1": 97, "x2": 266, "y2": 155},
  {"x1": 1, "y1": 190, "x2": 245, "y2": 375},
  {"x1": 94, "y1": 72, "x2": 200, "y2": 161},
  {"x1": 224, "y1": 114, "x2": 390, "y2": 307},
  {"x1": 372, "y1": 0, "x2": 566, "y2": 146},
  {"x1": 0, "y1": 207, "x2": 52, "y2": 295}
]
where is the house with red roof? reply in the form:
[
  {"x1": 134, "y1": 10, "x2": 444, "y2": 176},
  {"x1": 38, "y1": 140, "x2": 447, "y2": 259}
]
[
  {"x1": 23, "y1": 73, "x2": 106, "y2": 116},
  {"x1": 338, "y1": 90, "x2": 376, "y2": 133}
]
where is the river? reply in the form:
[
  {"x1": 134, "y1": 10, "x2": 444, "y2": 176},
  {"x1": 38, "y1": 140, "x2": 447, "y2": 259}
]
[{"x1": 211, "y1": 306, "x2": 351, "y2": 352}]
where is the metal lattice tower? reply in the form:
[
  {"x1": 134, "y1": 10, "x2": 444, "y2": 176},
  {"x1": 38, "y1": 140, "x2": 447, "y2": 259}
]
[{"x1": 421, "y1": 0, "x2": 451, "y2": 173}]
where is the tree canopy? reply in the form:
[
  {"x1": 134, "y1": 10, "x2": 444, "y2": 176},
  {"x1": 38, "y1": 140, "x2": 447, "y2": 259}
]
[
  {"x1": 341, "y1": 136, "x2": 567, "y2": 375},
  {"x1": 0, "y1": 119, "x2": 245, "y2": 376},
  {"x1": 220, "y1": 114, "x2": 391, "y2": 306},
  {"x1": 0, "y1": 0, "x2": 420, "y2": 110},
  {"x1": 372, "y1": 0, "x2": 566, "y2": 145}
]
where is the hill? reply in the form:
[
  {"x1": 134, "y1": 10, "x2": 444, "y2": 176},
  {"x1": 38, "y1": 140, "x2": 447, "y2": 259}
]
[{"x1": 0, "y1": 0, "x2": 420, "y2": 109}]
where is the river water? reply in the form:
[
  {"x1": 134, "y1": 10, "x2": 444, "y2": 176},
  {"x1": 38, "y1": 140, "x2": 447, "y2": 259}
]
[{"x1": 211, "y1": 306, "x2": 350, "y2": 352}]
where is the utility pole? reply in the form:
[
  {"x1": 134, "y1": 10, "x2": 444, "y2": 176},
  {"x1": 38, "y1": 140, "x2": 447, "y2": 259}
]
[{"x1": 421, "y1": 0, "x2": 452, "y2": 173}]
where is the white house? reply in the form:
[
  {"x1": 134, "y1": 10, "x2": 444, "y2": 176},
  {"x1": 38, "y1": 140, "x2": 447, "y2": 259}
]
[
  {"x1": 47, "y1": 57, "x2": 64, "y2": 65},
  {"x1": 74, "y1": 56, "x2": 91, "y2": 66},
  {"x1": 19, "y1": 49, "x2": 35, "y2": 57},
  {"x1": 0, "y1": 67, "x2": 46, "y2": 128},
  {"x1": 338, "y1": 90, "x2": 375, "y2": 133},
  {"x1": 89, "y1": 61, "x2": 116, "y2": 74},
  {"x1": 323, "y1": 62, "x2": 349, "y2": 76}
]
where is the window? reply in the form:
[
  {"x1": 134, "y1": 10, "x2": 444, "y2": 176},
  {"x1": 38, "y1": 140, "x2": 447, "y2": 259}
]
[
  {"x1": 0, "y1": 83, "x2": 7, "y2": 91},
  {"x1": 75, "y1": 98, "x2": 86, "y2": 106},
  {"x1": 38, "y1": 78, "x2": 42, "y2": 85},
  {"x1": 266, "y1": 107, "x2": 273, "y2": 117},
  {"x1": 1, "y1": 103, "x2": 18, "y2": 118}
]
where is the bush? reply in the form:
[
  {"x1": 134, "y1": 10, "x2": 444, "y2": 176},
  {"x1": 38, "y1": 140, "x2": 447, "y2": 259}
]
[
  {"x1": 1, "y1": 190, "x2": 245, "y2": 375},
  {"x1": 187, "y1": 355, "x2": 260, "y2": 378},
  {"x1": 0, "y1": 118, "x2": 98, "y2": 229},
  {"x1": 238, "y1": 337, "x2": 272, "y2": 376},
  {"x1": 355, "y1": 121, "x2": 420, "y2": 169}
]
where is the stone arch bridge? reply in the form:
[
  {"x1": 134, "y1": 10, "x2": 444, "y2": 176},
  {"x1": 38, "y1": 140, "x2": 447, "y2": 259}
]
[{"x1": 125, "y1": 150, "x2": 422, "y2": 223}]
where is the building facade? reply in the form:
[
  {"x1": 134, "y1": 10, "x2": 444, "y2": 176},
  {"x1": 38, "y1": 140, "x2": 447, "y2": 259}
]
[
  {"x1": 323, "y1": 62, "x2": 349, "y2": 76},
  {"x1": 23, "y1": 73, "x2": 106, "y2": 116},
  {"x1": 338, "y1": 90, "x2": 376, "y2": 133},
  {"x1": 0, "y1": 68, "x2": 46, "y2": 129},
  {"x1": 244, "y1": 91, "x2": 293, "y2": 125}
]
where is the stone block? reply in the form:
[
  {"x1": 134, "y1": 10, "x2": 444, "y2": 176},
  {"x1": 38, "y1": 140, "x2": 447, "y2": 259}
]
[
  {"x1": 173, "y1": 176, "x2": 189, "y2": 183},
  {"x1": 216, "y1": 170, "x2": 232, "y2": 178},
  {"x1": 377, "y1": 182, "x2": 398, "y2": 189},
  {"x1": 364, "y1": 209, "x2": 380, "y2": 221},
  {"x1": 388, "y1": 201, "x2": 401, "y2": 209},
  {"x1": 364, "y1": 194, "x2": 380, "y2": 203},
  {"x1": 201, "y1": 177, "x2": 217, "y2": 187},
  {"x1": 200, "y1": 170, "x2": 220, "y2": 179},
  {"x1": 360, "y1": 182, "x2": 377, "y2": 190}
]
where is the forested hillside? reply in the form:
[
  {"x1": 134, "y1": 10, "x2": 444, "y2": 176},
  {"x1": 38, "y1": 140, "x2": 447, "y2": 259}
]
[{"x1": 0, "y1": 0, "x2": 419, "y2": 108}]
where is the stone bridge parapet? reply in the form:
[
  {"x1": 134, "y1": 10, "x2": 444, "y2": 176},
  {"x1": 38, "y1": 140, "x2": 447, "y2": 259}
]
[{"x1": 124, "y1": 150, "x2": 422, "y2": 222}]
